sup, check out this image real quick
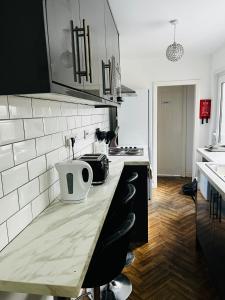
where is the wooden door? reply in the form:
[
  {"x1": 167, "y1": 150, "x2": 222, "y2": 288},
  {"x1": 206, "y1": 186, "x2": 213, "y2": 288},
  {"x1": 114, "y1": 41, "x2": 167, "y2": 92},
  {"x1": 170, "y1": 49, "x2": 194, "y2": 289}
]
[{"x1": 157, "y1": 86, "x2": 186, "y2": 176}]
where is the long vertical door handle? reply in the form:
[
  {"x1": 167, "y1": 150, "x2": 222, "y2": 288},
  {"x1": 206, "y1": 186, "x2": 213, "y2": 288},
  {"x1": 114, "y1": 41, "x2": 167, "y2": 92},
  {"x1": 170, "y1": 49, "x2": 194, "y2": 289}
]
[
  {"x1": 108, "y1": 59, "x2": 112, "y2": 94},
  {"x1": 70, "y1": 20, "x2": 77, "y2": 82},
  {"x1": 87, "y1": 25, "x2": 92, "y2": 83},
  {"x1": 102, "y1": 60, "x2": 106, "y2": 95},
  {"x1": 82, "y1": 19, "x2": 88, "y2": 81},
  {"x1": 75, "y1": 25, "x2": 82, "y2": 84}
]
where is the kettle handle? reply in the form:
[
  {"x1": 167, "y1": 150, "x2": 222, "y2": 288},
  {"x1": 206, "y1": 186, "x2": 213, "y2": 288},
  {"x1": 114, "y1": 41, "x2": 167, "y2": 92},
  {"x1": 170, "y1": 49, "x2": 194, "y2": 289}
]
[{"x1": 79, "y1": 161, "x2": 93, "y2": 189}]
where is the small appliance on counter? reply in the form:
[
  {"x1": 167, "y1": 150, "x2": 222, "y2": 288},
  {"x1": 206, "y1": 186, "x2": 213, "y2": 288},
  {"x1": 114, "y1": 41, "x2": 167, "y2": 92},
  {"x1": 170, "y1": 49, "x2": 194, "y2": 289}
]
[
  {"x1": 78, "y1": 154, "x2": 109, "y2": 185},
  {"x1": 55, "y1": 160, "x2": 93, "y2": 203},
  {"x1": 109, "y1": 146, "x2": 144, "y2": 156}
]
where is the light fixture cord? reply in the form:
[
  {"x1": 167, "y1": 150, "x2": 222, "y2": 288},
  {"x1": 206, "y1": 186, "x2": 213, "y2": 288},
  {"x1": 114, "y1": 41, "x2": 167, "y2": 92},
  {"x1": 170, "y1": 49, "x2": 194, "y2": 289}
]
[{"x1": 173, "y1": 23, "x2": 176, "y2": 43}]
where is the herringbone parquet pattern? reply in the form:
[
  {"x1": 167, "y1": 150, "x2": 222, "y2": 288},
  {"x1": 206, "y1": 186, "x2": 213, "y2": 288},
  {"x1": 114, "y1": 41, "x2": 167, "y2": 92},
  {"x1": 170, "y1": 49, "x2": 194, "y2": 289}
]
[{"x1": 123, "y1": 177, "x2": 217, "y2": 300}]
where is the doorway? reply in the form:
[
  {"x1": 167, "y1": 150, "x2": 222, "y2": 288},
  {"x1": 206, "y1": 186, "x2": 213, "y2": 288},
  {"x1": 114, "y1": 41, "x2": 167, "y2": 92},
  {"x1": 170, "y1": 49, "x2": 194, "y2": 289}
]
[{"x1": 157, "y1": 85, "x2": 195, "y2": 177}]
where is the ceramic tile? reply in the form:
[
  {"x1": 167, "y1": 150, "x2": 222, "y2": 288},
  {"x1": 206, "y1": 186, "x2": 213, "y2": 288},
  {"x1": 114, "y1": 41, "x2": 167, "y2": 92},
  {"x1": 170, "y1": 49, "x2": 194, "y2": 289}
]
[
  {"x1": 18, "y1": 178, "x2": 39, "y2": 208},
  {"x1": 0, "y1": 96, "x2": 9, "y2": 119},
  {"x1": 2, "y1": 163, "x2": 28, "y2": 195},
  {"x1": 28, "y1": 155, "x2": 46, "y2": 180},
  {"x1": 43, "y1": 117, "x2": 59, "y2": 135},
  {"x1": 31, "y1": 190, "x2": 49, "y2": 219},
  {"x1": 0, "y1": 191, "x2": 19, "y2": 224},
  {"x1": 7, "y1": 204, "x2": 32, "y2": 241},
  {"x1": 32, "y1": 99, "x2": 51, "y2": 117},
  {"x1": 24, "y1": 118, "x2": 44, "y2": 139},
  {"x1": 8, "y1": 96, "x2": 32, "y2": 119},
  {"x1": 0, "y1": 120, "x2": 24, "y2": 146},
  {"x1": 0, "y1": 223, "x2": 8, "y2": 251},
  {"x1": 36, "y1": 135, "x2": 52, "y2": 156},
  {"x1": 13, "y1": 139, "x2": 36, "y2": 165},
  {"x1": 0, "y1": 145, "x2": 14, "y2": 172},
  {"x1": 39, "y1": 168, "x2": 58, "y2": 193}
]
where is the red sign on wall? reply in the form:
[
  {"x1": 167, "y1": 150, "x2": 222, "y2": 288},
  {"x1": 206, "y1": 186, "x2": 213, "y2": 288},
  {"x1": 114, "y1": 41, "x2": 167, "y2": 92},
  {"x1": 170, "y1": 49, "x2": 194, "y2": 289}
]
[{"x1": 200, "y1": 99, "x2": 211, "y2": 123}]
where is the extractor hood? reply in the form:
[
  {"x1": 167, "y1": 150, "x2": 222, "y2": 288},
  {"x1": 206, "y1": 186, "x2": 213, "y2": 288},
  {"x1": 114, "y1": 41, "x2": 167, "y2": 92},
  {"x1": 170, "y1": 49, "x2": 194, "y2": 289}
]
[{"x1": 121, "y1": 84, "x2": 137, "y2": 97}]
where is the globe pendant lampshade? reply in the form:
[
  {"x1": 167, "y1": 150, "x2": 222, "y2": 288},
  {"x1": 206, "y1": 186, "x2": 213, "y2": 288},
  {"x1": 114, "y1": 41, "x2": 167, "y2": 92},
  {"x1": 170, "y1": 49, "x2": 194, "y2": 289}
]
[{"x1": 166, "y1": 20, "x2": 184, "y2": 62}]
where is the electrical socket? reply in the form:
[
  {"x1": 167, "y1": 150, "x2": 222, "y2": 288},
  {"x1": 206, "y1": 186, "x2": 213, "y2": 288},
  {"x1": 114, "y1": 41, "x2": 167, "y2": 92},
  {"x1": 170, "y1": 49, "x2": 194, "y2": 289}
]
[
  {"x1": 84, "y1": 130, "x2": 89, "y2": 139},
  {"x1": 64, "y1": 135, "x2": 77, "y2": 147}
]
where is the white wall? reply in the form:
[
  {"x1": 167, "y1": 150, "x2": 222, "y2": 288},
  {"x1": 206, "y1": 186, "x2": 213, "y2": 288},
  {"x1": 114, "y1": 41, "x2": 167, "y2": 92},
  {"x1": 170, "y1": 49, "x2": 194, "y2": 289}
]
[
  {"x1": 209, "y1": 43, "x2": 225, "y2": 143},
  {"x1": 117, "y1": 89, "x2": 149, "y2": 147},
  {"x1": 120, "y1": 53, "x2": 212, "y2": 148}
]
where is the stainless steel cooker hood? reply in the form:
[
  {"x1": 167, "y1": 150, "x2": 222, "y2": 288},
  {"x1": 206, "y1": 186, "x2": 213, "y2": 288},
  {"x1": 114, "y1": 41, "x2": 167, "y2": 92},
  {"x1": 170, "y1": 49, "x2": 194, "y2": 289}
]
[{"x1": 121, "y1": 84, "x2": 137, "y2": 97}]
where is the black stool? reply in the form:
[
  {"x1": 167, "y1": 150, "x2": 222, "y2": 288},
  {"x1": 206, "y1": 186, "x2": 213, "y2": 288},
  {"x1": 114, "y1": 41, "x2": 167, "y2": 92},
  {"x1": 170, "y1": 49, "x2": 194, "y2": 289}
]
[
  {"x1": 120, "y1": 172, "x2": 139, "y2": 266},
  {"x1": 101, "y1": 183, "x2": 136, "y2": 238},
  {"x1": 83, "y1": 212, "x2": 135, "y2": 300}
]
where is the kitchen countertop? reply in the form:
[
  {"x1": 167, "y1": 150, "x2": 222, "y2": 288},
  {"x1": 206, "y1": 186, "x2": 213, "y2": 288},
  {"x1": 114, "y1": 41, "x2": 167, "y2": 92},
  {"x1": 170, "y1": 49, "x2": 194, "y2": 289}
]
[
  {"x1": 197, "y1": 147, "x2": 225, "y2": 164},
  {"x1": 0, "y1": 153, "x2": 150, "y2": 298},
  {"x1": 197, "y1": 162, "x2": 225, "y2": 199}
]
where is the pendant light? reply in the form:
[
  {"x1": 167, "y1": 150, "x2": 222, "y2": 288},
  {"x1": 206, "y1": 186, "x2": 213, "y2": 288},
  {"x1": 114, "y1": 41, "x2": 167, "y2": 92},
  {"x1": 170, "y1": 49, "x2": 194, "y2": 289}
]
[{"x1": 166, "y1": 19, "x2": 184, "y2": 62}]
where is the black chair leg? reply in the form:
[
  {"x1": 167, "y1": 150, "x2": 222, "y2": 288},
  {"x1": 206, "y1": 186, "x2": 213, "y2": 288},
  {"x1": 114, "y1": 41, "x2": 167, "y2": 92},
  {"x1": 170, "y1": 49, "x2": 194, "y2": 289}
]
[{"x1": 94, "y1": 287, "x2": 101, "y2": 300}]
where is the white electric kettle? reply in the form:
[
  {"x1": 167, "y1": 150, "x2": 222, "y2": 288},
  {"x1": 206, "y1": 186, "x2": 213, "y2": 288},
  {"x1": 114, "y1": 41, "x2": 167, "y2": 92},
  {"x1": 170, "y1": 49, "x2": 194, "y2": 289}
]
[{"x1": 55, "y1": 160, "x2": 93, "y2": 203}]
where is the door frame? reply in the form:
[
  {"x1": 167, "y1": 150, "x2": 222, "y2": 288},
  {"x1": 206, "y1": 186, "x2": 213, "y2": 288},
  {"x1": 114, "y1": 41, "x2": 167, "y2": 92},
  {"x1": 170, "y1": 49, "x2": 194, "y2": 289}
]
[{"x1": 152, "y1": 80, "x2": 200, "y2": 188}]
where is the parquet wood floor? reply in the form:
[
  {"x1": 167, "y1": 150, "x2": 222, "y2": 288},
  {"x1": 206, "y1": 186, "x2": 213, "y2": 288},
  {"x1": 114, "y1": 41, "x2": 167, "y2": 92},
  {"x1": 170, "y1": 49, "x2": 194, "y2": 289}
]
[{"x1": 123, "y1": 177, "x2": 218, "y2": 300}]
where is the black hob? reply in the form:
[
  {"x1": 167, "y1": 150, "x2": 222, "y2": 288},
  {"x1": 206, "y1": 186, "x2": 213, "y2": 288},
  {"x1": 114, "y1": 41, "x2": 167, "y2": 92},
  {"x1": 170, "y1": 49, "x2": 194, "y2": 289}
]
[{"x1": 108, "y1": 146, "x2": 144, "y2": 156}]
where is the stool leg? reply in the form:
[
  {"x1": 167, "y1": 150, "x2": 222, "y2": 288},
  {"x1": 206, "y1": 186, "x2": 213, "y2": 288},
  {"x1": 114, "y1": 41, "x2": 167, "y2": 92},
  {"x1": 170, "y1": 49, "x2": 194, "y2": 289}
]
[{"x1": 94, "y1": 287, "x2": 100, "y2": 300}]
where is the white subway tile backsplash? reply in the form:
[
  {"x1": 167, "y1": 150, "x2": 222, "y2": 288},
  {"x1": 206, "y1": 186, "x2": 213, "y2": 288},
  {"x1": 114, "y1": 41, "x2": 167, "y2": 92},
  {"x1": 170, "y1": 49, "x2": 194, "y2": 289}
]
[
  {"x1": 61, "y1": 103, "x2": 77, "y2": 116},
  {"x1": 32, "y1": 99, "x2": 51, "y2": 117},
  {"x1": 13, "y1": 140, "x2": 36, "y2": 165},
  {"x1": 7, "y1": 204, "x2": 32, "y2": 241},
  {"x1": 48, "y1": 101, "x2": 61, "y2": 116},
  {"x1": 43, "y1": 117, "x2": 59, "y2": 135},
  {"x1": 59, "y1": 117, "x2": 68, "y2": 131},
  {"x1": 0, "y1": 96, "x2": 109, "y2": 250},
  {"x1": 67, "y1": 116, "x2": 76, "y2": 129},
  {"x1": 49, "y1": 180, "x2": 60, "y2": 203},
  {"x1": 18, "y1": 178, "x2": 39, "y2": 208},
  {"x1": 24, "y1": 118, "x2": 44, "y2": 139},
  {"x1": 0, "y1": 191, "x2": 19, "y2": 224},
  {"x1": 32, "y1": 190, "x2": 49, "y2": 219},
  {"x1": 2, "y1": 163, "x2": 28, "y2": 195},
  {"x1": 0, "y1": 96, "x2": 9, "y2": 119},
  {"x1": 8, "y1": 96, "x2": 32, "y2": 119},
  {"x1": 0, "y1": 176, "x2": 3, "y2": 198},
  {"x1": 0, "y1": 145, "x2": 14, "y2": 172},
  {"x1": 82, "y1": 116, "x2": 91, "y2": 127},
  {"x1": 0, "y1": 223, "x2": 8, "y2": 251},
  {"x1": 51, "y1": 133, "x2": 63, "y2": 150},
  {"x1": 0, "y1": 120, "x2": 24, "y2": 146},
  {"x1": 46, "y1": 149, "x2": 59, "y2": 169},
  {"x1": 75, "y1": 116, "x2": 82, "y2": 128},
  {"x1": 39, "y1": 168, "x2": 58, "y2": 193},
  {"x1": 28, "y1": 155, "x2": 46, "y2": 179},
  {"x1": 36, "y1": 135, "x2": 52, "y2": 156}
]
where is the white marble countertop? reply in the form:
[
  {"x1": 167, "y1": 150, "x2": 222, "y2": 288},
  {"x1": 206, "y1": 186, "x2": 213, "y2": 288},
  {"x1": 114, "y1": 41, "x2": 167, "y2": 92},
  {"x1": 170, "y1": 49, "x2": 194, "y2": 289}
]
[
  {"x1": 197, "y1": 147, "x2": 225, "y2": 164},
  {"x1": 0, "y1": 154, "x2": 150, "y2": 298},
  {"x1": 197, "y1": 162, "x2": 225, "y2": 199}
]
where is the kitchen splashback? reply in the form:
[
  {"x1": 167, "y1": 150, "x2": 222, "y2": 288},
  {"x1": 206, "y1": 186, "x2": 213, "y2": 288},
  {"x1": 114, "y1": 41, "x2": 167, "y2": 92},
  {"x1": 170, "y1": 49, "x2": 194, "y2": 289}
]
[{"x1": 0, "y1": 95, "x2": 109, "y2": 251}]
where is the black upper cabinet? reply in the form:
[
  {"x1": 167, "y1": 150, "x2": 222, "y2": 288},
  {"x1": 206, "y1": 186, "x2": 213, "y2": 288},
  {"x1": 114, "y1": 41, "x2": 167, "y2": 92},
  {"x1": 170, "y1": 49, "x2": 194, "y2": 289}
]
[
  {"x1": 0, "y1": 1, "x2": 50, "y2": 95},
  {"x1": 0, "y1": 0, "x2": 120, "y2": 104}
]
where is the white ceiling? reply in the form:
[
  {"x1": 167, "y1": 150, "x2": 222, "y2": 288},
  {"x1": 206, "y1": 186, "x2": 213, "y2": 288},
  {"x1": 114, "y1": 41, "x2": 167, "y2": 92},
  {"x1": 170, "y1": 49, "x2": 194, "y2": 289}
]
[{"x1": 109, "y1": 0, "x2": 225, "y2": 58}]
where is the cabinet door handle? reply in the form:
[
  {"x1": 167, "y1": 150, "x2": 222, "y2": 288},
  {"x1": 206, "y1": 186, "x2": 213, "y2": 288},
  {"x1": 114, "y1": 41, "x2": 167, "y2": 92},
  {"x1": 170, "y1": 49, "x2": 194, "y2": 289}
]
[
  {"x1": 102, "y1": 60, "x2": 111, "y2": 95},
  {"x1": 74, "y1": 19, "x2": 88, "y2": 84},
  {"x1": 82, "y1": 19, "x2": 88, "y2": 82},
  {"x1": 87, "y1": 25, "x2": 92, "y2": 83},
  {"x1": 70, "y1": 20, "x2": 77, "y2": 82}
]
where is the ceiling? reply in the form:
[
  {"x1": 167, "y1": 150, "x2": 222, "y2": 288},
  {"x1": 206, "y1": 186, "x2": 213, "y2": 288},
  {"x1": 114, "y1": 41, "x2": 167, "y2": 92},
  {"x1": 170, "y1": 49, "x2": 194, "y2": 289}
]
[{"x1": 109, "y1": 0, "x2": 225, "y2": 59}]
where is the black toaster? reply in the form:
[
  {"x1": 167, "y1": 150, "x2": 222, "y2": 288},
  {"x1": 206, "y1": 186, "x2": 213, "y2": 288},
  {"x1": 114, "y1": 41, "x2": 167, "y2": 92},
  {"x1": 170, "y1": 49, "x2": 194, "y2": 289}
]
[{"x1": 78, "y1": 154, "x2": 109, "y2": 185}]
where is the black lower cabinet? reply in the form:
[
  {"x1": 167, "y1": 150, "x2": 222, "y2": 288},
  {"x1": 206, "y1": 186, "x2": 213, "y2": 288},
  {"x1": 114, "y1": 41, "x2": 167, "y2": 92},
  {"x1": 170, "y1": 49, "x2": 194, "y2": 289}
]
[{"x1": 196, "y1": 183, "x2": 225, "y2": 299}]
